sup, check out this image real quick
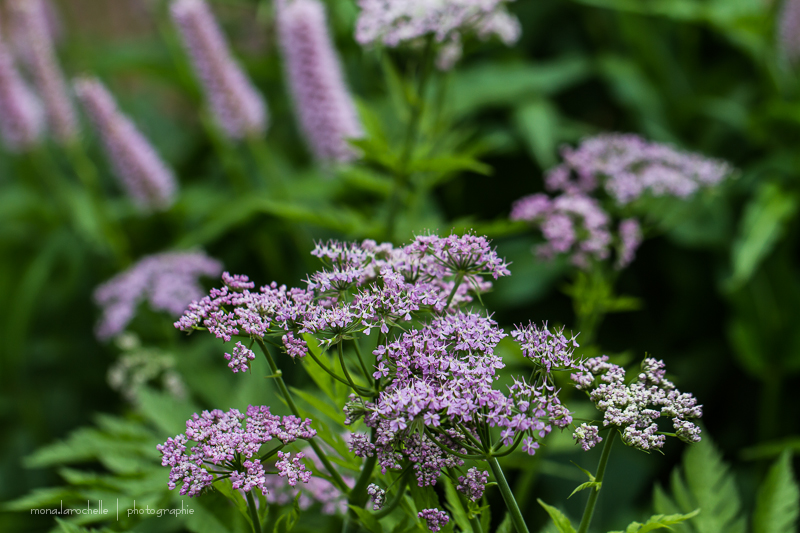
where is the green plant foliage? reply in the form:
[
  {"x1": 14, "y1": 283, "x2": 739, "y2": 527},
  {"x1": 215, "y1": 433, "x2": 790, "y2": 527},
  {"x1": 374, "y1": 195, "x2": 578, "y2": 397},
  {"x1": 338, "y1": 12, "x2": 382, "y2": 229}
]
[
  {"x1": 752, "y1": 451, "x2": 800, "y2": 533},
  {"x1": 653, "y1": 437, "x2": 746, "y2": 533}
]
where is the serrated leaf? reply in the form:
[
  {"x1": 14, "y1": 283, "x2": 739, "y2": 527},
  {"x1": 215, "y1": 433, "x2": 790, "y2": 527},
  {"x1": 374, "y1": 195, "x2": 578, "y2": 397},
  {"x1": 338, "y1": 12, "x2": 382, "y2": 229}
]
[
  {"x1": 608, "y1": 510, "x2": 700, "y2": 533},
  {"x1": 728, "y1": 182, "x2": 798, "y2": 289},
  {"x1": 653, "y1": 437, "x2": 746, "y2": 533},
  {"x1": 753, "y1": 451, "x2": 800, "y2": 533},
  {"x1": 290, "y1": 387, "x2": 345, "y2": 425},
  {"x1": 497, "y1": 513, "x2": 514, "y2": 533},
  {"x1": 348, "y1": 505, "x2": 385, "y2": 533},
  {"x1": 537, "y1": 499, "x2": 576, "y2": 533},
  {"x1": 568, "y1": 481, "x2": 601, "y2": 499}
]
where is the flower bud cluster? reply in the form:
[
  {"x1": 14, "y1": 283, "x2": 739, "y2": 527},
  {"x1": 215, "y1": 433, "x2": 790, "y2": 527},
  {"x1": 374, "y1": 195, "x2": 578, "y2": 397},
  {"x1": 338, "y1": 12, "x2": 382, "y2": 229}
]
[
  {"x1": 418, "y1": 508, "x2": 450, "y2": 532},
  {"x1": 571, "y1": 357, "x2": 702, "y2": 451}
]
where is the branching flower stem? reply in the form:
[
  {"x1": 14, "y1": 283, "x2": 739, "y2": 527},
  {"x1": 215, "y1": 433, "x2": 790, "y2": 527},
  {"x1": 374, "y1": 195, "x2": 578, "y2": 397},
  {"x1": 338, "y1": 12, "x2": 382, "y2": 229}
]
[
  {"x1": 385, "y1": 36, "x2": 435, "y2": 241},
  {"x1": 576, "y1": 429, "x2": 616, "y2": 533},
  {"x1": 255, "y1": 339, "x2": 350, "y2": 494}
]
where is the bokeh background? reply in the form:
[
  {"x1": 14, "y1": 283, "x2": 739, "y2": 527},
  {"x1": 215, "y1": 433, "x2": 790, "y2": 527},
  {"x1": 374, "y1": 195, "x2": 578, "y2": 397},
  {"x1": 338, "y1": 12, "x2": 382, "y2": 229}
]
[{"x1": 1, "y1": 0, "x2": 800, "y2": 532}]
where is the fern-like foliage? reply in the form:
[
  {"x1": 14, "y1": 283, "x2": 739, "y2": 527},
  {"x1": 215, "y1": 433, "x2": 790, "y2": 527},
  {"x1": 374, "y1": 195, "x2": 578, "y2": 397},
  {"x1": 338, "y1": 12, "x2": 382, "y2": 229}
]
[{"x1": 654, "y1": 437, "x2": 799, "y2": 533}]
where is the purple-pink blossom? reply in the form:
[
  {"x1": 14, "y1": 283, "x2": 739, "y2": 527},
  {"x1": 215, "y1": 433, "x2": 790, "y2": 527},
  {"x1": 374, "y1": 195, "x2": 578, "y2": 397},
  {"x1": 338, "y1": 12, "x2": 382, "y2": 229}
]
[
  {"x1": 511, "y1": 193, "x2": 612, "y2": 268},
  {"x1": 74, "y1": 78, "x2": 178, "y2": 210},
  {"x1": 418, "y1": 508, "x2": 450, "y2": 532},
  {"x1": 171, "y1": 0, "x2": 267, "y2": 140},
  {"x1": 355, "y1": 0, "x2": 520, "y2": 70},
  {"x1": 0, "y1": 22, "x2": 44, "y2": 151},
  {"x1": 8, "y1": 0, "x2": 78, "y2": 144},
  {"x1": 158, "y1": 406, "x2": 316, "y2": 496},
  {"x1": 94, "y1": 250, "x2": 222, "y2": 340},
  {"x1": 276, "y1": 0, "x2": 362, "y2": 163},
  {"x1": 545, "y1": 134, "x2": 732, "y2": 205}
]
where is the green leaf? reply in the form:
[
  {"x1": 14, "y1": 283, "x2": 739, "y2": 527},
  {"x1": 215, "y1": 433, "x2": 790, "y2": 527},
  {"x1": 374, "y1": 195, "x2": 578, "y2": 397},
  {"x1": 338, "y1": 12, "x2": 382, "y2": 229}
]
[
  {"x1": 728, "y1": 182, "x2": 798, "y2": 289},
  {"x1": 275, "y1": 494, "x2": 302, "y2": 533},
  {"x1": 290, "y1": 387, "x2": 345, "y2": 425},
  {"x1": 348, "y1": 505, "x2": 385, "y2": 533},
  {"x1": 407, "y1": 156, "x2": 492, "y2": 176},
  {"x1": 514, "y1": 98, "x2": 560, "y2": 169},
  {"x1": 568, "y1": 481, "x2": 601, "y2": 499},
  {"x1": 450, "y1": 58, "x2": 592, "y2": 117},
  {"x1": 752, "y1": 451, "x2": 800, "y2": 533},
  {"x1": 497, "y1": 513, "x2": 514, "y2": 533},
  {"x1": 443, "y1": 476, "x2": 472, "y2": 533},
  {"x1": 537, "y1": 499, "x2": 577, "y2": 533},
  {"x1": 653, "y1": 437, "x2": 746, "y2": 533},
  {"x1": 214, "y1": 478, "x2": 252, "y2": 527},
  {"x1": 608, "y1": 510, "x2": 700, "y2": 533}
]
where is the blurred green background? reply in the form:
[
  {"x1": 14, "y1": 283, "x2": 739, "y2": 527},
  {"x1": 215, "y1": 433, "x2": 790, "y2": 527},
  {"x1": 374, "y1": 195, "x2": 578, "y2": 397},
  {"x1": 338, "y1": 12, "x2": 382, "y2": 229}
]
[{"x1": 1, "y1": 0, "x2": 800, "y2": 531}]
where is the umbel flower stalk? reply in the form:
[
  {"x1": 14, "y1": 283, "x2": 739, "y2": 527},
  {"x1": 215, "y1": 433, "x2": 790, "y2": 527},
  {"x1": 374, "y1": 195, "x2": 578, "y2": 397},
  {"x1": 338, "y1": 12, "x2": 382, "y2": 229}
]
[
  {"x1": 170, "y1": 0, "x2": 267, "y2": 140},
  {"x1": 0, "y1": 19, "x2": 44, "y2": 152},
  {"x1": 276, "y1": 0, "x2": 362, "y2": 163},
  {"x1": 74, "y1": 77, "x2": 178, "y2": 210},
  {"x1": 8, "y1": 0, "x2": 78, "y2": 144}
]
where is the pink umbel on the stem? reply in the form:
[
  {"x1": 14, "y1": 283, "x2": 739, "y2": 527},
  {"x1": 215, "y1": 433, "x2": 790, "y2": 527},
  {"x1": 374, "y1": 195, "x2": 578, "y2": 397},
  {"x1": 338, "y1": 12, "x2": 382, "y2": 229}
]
[
  {"x1": 170, "y1": 0, "x2": 267, "y2": 140},
  {"x1": 276, "y1": 0, "x2": 362, "y2": 163},
  {"x1": 74, "y1": 77, "x2": 178, "y2": 210},
  {"x1": 0, "y1": 20, "x2": 44, "y2": 151},
  {"x1": 8, "y1": 0, "x2": 78, "y2": 144}
]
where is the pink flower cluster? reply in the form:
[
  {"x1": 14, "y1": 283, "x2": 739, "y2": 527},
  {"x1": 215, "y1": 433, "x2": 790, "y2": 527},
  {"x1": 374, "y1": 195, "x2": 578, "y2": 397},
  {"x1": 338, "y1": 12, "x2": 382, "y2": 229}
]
[
  {"x1": 157, "y1": 406, "x2": 316, "y2": 496},
  {"x1": 94, "y1": 250, "x2": 222, "y2": 340},
  {"x1": 355, "y1": 0, "x2": 521, "y2": 70}
]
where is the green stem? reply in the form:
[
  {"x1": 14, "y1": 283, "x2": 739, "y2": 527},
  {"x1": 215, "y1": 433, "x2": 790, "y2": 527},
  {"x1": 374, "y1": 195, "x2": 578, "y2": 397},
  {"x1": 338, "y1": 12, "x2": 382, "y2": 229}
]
[
  {"x1": 255, "y1": 340, "x2": 350, "y2": 494},
  {"x1": 385, "y1": 37, "x2": 435, "y2": 241},
  {"x1": 246, "y1": 491, "x2": 262, "y2": 533},
  {"x1": 576, "y1": 430, "x2": 616, "y2": 533},
  {"x1": 353, "y1": 338, "x2": 372, "y2": 382},
  {"x1": 305, "y1": 345, "x2": 374, "y2": 395},
  {"x1": 338, "y1": 341, "x2": 371, "y2": 396},
  {"x1": 342, "y1": 429, "x2": 379, "y2": 533},
  {"x1": 246, "y1": 134, "x2": 286, "y2": 197},
  {"x1": 444, "y1": 272, "x2": 465, "y2": 309},
  {"x1": 487, "y1": 456, "x2": 529, "y2": 533},
  {"x1": 64, "y1": 141, "x2": 130, "y2": 265}
]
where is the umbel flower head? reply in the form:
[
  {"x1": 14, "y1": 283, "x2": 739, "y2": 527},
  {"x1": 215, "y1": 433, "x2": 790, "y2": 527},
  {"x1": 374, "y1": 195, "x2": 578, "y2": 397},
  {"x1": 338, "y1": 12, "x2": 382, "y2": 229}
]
[
  {"x1": 545, "y1": 133, "x2": 732, "y2": 205},
  {"x1": 276, "y1": 0, "x2": 363, "y2": 163},
  {"x1": 0, "y1": 20, "x2": 44, "y2": 152},
  {"x1": 8, "y1": 0, "x2": 78, "y2": 144},
  {"x1": 510, "y1": 192, "x2": 618, "y2": 269},
  {"x1": 175, "y1": 233, "x2": 510, "y2": 360},
  {"x1": 571, "y1": 356, "x2": 703, "y2": 451},
  {"x1": 94, "y1": 250, "x2": 222, "y2": 340},
  {"x1": 355, "y1": 0, "x2": 521, "y2": 70},
  {"x1": 74, "y1": 77, "x2": 179, "y2": 210},
  {"x1": 510, "y1": 133, "x2": 731, "y2": 270},
  {"x1": 779, "y1": 0, "x2": 800, "y2": 63},
  {"x1": 157, "y1": 406, "x2": 316, "y2": 496},
  {"x1": 171, "y1": 0, "x2": 267, "y2": 140}
]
